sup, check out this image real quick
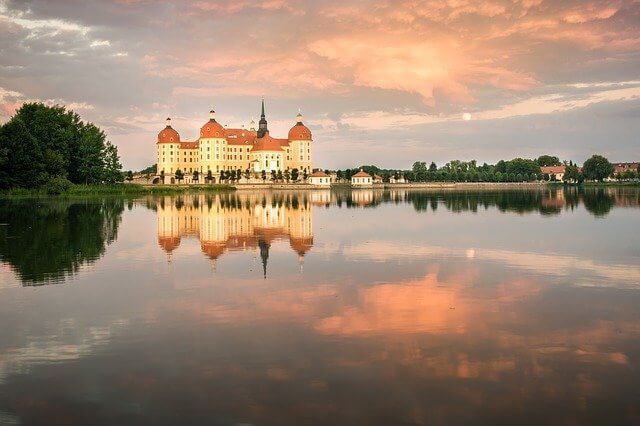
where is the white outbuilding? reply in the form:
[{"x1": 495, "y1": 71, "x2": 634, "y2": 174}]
[
  {"x1": 309, "y1": 170, "x2": 331, "y2": 187},
  {"x1": 351, "y1": 169, "x2": 373, "y2": 186}
]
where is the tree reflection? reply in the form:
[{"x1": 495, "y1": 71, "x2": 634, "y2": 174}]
[{"x1": 0, "y1": 198, "x2": 124, "y2": 285}]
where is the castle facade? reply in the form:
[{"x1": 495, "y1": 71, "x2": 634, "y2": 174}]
[{"x1": 156, "y1": 100, "x2": 312, "y2": 183}]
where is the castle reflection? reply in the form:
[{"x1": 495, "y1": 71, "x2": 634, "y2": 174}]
[{"x1": 155, "y1": 192, "x2": 318, "y2": 276}]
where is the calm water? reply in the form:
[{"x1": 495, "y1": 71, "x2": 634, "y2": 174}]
[{"x1": 0, "y1": 188, "x2": 639, "y2": 425}]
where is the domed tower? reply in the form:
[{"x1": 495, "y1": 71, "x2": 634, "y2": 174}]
[
  {"x1": 157, "y1": 117, "x2": 180, "y2": 182},
  {"x1": 287, "y1": 110, "x2": 312, "y2": 174},
  {"x1": 199, "y1": 110, "x2": 227, "y2": 182}
]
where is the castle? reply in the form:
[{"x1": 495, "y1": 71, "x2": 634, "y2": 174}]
[{"x1": 156, "y1": 99, "x2": 312, "y2": 184}]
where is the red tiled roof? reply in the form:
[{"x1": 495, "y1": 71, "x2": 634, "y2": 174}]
[
  {"x1": 252, "y1": 133, "x2": 284, "y2": 151},
  {"x1": 288, "y1": 122, "x2": 312, "y2": 140},
  {"x1": 540, "y1": 166, "x2": 565, "y2": 174},
  {"x1": 158, "y1": 126, "x2": 180, "y2": 144},
  {"x1": 613, "y1": 162, "x2": 639, "y2": 172},
  {"x1": 352, "y1": 170, "x2": 371, "y2": 178},
  {"x1": 310, "y1": 170, "x2": 329, "y2": 177},
  {"x1": 179, "y1": 141, "x2": 198, "y2": 149},
  {"x1": 200, "y1": 119, "x2": 226, "y2": 138},
  {"x1": 225, "y1": 128, "x2": 257, "y2": 145}
]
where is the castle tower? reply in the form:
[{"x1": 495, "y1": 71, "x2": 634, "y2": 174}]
[
  {"x1": 287, "y1": 110, "x2": 313, "y2": 174},
  {"x1": 199, "y1": 109, "x2": 227, "y2": 180}
]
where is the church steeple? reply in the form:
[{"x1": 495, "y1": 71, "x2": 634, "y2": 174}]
[{"x1": 257, "y1": 98, "x2": 268, "y2": 138}]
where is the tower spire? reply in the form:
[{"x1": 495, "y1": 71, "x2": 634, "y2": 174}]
[{"x1": 258, "y1": 97, "x2": 268, "y2": 138}]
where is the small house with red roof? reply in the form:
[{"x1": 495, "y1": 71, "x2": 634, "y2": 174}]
[
  {"x1": 351, "y1": 170, "x2": 373, "y2": 186},
  {"x1": 309, "y1": 170, "x2": 331, "y2": 187}
]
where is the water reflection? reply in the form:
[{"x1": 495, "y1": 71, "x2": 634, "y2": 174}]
[
  {"x1": 0, "y1": 188, "x2": 638, "y2": 424},
  {"x1": 0, "y1": 198, "x2": 124, "y2": 285},
  {"x1": 153, "y1": 193, "x2": 314, "y2": 276}
]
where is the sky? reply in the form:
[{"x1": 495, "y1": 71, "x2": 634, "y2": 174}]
[{"x1": 0, "y1": 0, "x2": 639, "y2": 170}]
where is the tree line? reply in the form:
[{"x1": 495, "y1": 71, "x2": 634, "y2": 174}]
[
  {"x1": 332, "y1": 155, "x2": 638, "y2": 183},
  {"x1": 0, "y1": 103, "x2": 123, "y2": 192}
]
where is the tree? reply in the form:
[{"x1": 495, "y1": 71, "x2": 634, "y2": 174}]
[
  {"x1": 284, "y1": 169, "x2": 291, "y2": 182},
  {"x1": 193, "y1": 170, "x2": 199, "y2": 182},
  {"x1": 160, "y1": 170, "x2": 165, "y2": 184},
  {"x1": 236, "y1": 169, "x2": 242, "y2": 181},
  {"x1": 536, "y1": 155, "x2": 562, "y2": 167},
  {"x1": 175, "y1": 169, "x2": 184, "y2": 184},
  {"x1": 261, "y1": 169, "x2": 267, "y2": 182},
  {"x1": 582, "y1": 155, "x2": 614, "y2": 182},
  {"x1": 429, "y1": 162, "x2": 438, "y2": 172},
  {"x1": 206, "y1": 170, "x2": 213, "y2": 183},
  {"x1": 303, "y1": 169, "x2": 308, "y2": 181},
  {"x1": 336, "y1": 170, "x2": 343, "y2": 181},
  {"x1": 0, "y1": 118, "x2": 50, "y2": 189},
  {"x1": 126, "y1": 171, "x2": 134, "y2": 181},
  {"x1": 412, "y1": 161, "x2": 428, "y2": 181},
  {"x1": 271, "y1": 170, "x2": 277, "y2": 182},
  {"x1": 0, "y1": 103, "x2": 122, "y2": 189},
  {"x1": 103, "y1": 142, "x2": 123, "y2": 184},
  {"x1": 244, "y1": 169, "x2": 250, "y2": 181},
  {"x1": 291, "y1": 168, "x2": 299, "y2": 182},
  {"x1": 277, "y1": 170, "x2": 283, "y2": 181},
  {"x1": 563, "y1": 164, "x2": 580, "y2": 183}
]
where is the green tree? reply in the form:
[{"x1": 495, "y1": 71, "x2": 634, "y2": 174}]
[
  {"x1": 563, "y1": 164, "x2": 580, "y2": 183},
  {"x1": 582, "y1": 155, "x2": 614, "y2": 182},
  {"x1": 175, "y1": 169, "x2": 184, "y2": 184},
  {"x1": 536, "y1": 155, "x2": 562, "y2": 167},
  {"x1": 103, "y1": 142, "x2": 123, "y2": 184},
  {"x1": 336, "y1": 170, "x2": 343, "y2": 181},
  {"x1": 0, "y1": 103, "x2": 122, "y2": 188},
  {"x1": 284, "y1": 169, "x2": 291, "y2": 182},
  {"x1": 412, "y1": 161, "x2": 428, "y2": 181},
  {"x1": 0, "y1": 118, "x2": 47, "y2": 188},
  {"x1": 193, "y1": 170, "x2": 199, "y2": 182},
  {"x1": 291, "y1": 168, "x2": 299, "y2": 182},
  {"x1": 126, "y1": 171, "x2": 134, "y2": 181}
]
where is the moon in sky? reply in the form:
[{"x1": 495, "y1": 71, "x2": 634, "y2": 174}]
[{"x1": 462, "y1": 113, "x2": 472, "y2": 121}]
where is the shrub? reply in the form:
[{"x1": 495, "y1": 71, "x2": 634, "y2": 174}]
[{"x1": 44, "y1": 177, "x2": 72, "y2": 195}]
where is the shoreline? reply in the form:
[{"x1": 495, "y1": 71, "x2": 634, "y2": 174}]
[{"x1": 1, "y1": 181, "x2": 637, "y2": 198}]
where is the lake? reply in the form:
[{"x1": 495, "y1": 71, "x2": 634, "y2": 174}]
[{"x1": 0, "y1": 187, "x2": 639, "y2": 425}]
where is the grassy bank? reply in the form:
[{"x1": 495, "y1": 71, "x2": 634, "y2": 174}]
[{"x1": 0, "y1": 183, "x2": 236, "y2": 197}]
